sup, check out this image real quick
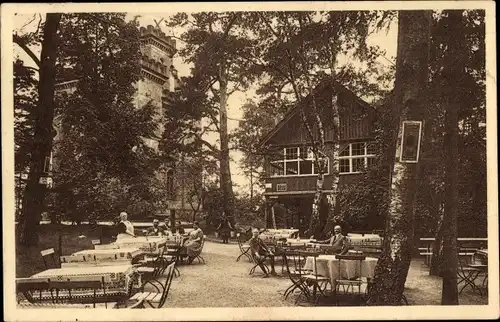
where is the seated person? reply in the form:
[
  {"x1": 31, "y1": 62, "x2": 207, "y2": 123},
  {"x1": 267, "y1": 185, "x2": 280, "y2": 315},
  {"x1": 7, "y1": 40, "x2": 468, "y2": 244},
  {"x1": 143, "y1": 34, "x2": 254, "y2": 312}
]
[
  {"x1": 146, "y1": 219, "x2": 165, "y2": 236},
  {"x1": 184, "y1": 221, "x2": 204, "y2": 264},
  {"x1": 175, "y1": 221, "x2": 185, "y2": 235},
  {"x1": 312, "y1": 225, "x2": 349, "y2": 255},
  {"x1": 248, "y1": 228, "x2": 277, "y2": 278},
  {"x1": 115, "y1": 212, "x2": 136, "y2": 240}
]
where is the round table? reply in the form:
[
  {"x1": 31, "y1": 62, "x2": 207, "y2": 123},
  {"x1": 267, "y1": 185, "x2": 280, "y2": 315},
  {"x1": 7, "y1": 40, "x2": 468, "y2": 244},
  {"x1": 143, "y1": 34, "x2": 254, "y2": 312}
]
[{"x1": 303, "y1": 255, "x2": 378, "y2": 286}]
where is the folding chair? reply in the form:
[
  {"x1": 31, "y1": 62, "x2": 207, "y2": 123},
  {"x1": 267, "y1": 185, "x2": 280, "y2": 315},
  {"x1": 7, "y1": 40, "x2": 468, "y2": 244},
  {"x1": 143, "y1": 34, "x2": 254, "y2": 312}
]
[
  {"x1": 192, "y1": 235, "x2": 206, "y2": 264},
  {"x1": 458, "y1": 254, "x2": 483, "y2": 296},
  {"x1": 118, "y1": 262, "x2": 176, "y2": 309},
  {"x1": 137, "y1": 245, "x2": 171, "y2": 281},
  {"x1": 249, "y1": 252, "x2": 270, "y2": 276},
  {"x1": 297, "y1": 250, "x2": 330, "y2": 305},
  {"x1": 236, "y1": 234, "x2": 252, "y2": 262},
  {"x1": 334, "y1": 254, "x2": 366, "y2": 305},
  {"x1": 40, "y1": 248, "x2": 58, "y2": 269},
  {"x1": 282, "y1": 250, "x2": 311, "y2": 300}
]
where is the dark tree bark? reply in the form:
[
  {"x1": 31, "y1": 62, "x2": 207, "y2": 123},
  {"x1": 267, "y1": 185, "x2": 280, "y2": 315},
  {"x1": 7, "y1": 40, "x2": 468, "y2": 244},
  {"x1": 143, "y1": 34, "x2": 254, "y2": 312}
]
[
  {"x1": 18, "y1": 13, "x2": 62, "y2": 246},
  {"x1": 367, "y1": 10, "x2": 432, "y2": 305},
  {"x1": 440, "y1": 9, "x2": 464, "y2": 306}
]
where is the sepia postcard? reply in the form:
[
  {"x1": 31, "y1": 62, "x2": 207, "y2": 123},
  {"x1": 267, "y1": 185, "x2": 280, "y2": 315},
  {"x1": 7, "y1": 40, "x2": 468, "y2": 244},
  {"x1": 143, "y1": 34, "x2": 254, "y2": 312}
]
[{"x1": 2, "y1": 1, "x2": 498, "y2": 321}]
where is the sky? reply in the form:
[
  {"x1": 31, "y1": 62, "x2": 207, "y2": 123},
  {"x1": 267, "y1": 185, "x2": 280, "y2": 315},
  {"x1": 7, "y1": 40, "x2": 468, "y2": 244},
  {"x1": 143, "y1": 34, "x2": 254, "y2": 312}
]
[{"x1": 12, "y1": 12, "x2": 398, "y2": 195}]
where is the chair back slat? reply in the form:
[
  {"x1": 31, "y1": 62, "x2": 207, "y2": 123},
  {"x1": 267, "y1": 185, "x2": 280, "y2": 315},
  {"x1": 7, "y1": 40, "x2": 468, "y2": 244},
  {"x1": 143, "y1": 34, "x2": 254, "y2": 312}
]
[{"x1": 159, "y1": 262, "x2": 176, "y2": 308}]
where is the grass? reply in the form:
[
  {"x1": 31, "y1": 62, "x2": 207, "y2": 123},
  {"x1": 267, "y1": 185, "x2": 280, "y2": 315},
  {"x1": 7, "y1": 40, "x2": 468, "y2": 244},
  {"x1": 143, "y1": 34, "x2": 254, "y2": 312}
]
[{"x1": 15, "y1": 224, "x2": 109, "y2": 277}]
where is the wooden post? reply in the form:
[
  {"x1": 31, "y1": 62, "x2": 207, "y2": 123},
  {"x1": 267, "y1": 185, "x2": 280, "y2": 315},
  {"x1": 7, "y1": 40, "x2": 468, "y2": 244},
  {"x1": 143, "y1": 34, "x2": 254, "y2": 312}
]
[
  {"x1": 271, "y1": 204, "x2": 277, "y2": 229},
  {"x1": 264, "y1": 202, "x2": 268, "y2": 229}
]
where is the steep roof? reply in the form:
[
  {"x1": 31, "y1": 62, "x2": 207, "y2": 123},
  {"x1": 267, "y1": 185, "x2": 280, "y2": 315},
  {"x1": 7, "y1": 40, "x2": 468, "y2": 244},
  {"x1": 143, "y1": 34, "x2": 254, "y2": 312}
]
[{"x1": 257, "y1": 78, "x2": 377, "y2": 150}]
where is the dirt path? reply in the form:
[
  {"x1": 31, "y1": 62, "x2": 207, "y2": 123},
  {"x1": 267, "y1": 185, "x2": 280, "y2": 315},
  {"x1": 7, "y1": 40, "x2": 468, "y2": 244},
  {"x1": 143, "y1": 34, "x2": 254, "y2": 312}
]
[{"x1": 162, "y1": 242, "x2": 488, "y2": 307}]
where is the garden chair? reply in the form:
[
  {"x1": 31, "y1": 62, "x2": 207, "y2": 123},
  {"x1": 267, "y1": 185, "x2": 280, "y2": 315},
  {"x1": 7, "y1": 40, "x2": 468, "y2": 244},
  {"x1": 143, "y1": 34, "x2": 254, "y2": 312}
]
[
  {"x1": 236, "y1": 233, "x2": 252, "y2": 262},
  {"x1": 40, "y1": 248, "x2": 58, "y2": 269},
  {"x1": 116, "y1": 262, "x2": 176, "y2": 309},
  {"x1": 137, "y1": 245, "x2": 170, "y2": 281},
  {"x1": 189, "y1": 235, "x2": 206, "y2": 265},
  {"x1": 282, "y1": 249, "x2": 311, "y2": 300},
  {"x1": 296, "y1": 250, "x2": 330, "y2": 305},
  {"x1": 333, "y1": 254, "x2": 366, "y2": 305},
  {"x1": 457, "y1": 254, "x2": 483, "y2": 296},
  {"x1": 249, "y1": 252, "x2": 270, "y2": 276}
]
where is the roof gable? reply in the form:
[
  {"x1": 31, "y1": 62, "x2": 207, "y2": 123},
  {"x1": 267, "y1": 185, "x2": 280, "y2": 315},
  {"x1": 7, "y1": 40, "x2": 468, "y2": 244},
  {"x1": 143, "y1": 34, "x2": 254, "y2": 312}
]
[{"x1": 258, "y1": 79, "x2": 377, "y2": 149}]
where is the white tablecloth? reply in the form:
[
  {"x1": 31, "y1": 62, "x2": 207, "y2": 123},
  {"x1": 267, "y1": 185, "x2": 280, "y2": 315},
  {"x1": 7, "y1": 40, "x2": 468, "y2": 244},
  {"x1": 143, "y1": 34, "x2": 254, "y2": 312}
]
[
  {"x1": 264, "y1": 229, "x2": 300, "y2": 239},
  {"x1": 303, "y1": 255, "x2": 378, "y2": 286},
  {"x1": 113, "y1": 236, "x2": 169, "y2": 253},
  {"x1": 31, "y1": 264, "x2": 140, "y2": 294},
  {"x1": 69, "y1": 247, "x2": 144, "y2": 264}
]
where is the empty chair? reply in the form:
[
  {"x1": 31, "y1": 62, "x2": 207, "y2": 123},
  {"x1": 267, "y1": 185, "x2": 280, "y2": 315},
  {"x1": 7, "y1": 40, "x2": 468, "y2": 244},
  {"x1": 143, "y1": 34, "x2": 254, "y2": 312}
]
[
  {"x1": 117, "y1": 261, "x2": 176, "y2": 309},
  {"x1": 282, "y1": 250, "x2": 311, "y2": 300},
  {"x1": 334, "y1": 254, "x2": 366, "y2": 305},
  {"x1": 296, "y1": 250, "x2": 330, "y2": 305},
  {"x1": 40, "y1": 248, "x2": 58, "y2": 269}
]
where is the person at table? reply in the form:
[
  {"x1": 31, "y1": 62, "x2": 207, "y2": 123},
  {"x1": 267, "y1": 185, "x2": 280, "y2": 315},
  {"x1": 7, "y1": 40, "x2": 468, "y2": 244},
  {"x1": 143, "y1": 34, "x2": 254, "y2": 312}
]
[
  {"x1": 248, "y1": 228, "x2": 277, "y2": 278},
  {"x1": 313, "y1": 225, "x2": 349, "y2": 255},
  {"x1": 164, "y1": 218, "x2": 172, "y2": 230},
  {"x1": 216, "y1": 214, "x2": 234, "y2": 244},
  {"x1": 116, "y1": 212, "x2": 135, "y2": 239},
  {"x1": 146, "y1": 219, "x2": 165, "y2": 236},
  {"x1": 116, "y1": 215, "x2": 136, "y2": 240},
  {"x1": 175, "y1": 221, "x2": 185, "y2": 235},
  {"x1": 184, "y1": 221, "x2": 204, "y2": 264}
]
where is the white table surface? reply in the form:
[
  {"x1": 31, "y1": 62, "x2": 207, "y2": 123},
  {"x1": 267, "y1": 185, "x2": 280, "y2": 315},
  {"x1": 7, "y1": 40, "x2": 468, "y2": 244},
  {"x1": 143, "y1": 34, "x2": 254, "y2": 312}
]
[
  {"x1": 303, "y1": 255, "x2": 378, "y2": 286},
  {"x1": 73, "y1": 248, "x2": 143, "y2": 256}
]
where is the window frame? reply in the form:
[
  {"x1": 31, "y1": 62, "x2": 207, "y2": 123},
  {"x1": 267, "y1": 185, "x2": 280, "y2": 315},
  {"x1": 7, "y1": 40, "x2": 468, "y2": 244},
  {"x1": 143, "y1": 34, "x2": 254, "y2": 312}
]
[
  {"x1": 338, "y1": 142, "x2": 376, "y2": 174},
  {"x1": 270, "y1": 146, "x2": 330, "y2": 178}
]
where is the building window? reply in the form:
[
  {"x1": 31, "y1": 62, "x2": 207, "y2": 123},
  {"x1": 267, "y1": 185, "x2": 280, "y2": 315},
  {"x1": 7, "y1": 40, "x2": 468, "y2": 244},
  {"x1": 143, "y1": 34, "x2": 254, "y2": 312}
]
[
  {"x1": 270, "y1": 147, "x2": 329, "y2": 177},
  {"x1": 338, "y1": 142, "x2": 376, "y2": 174}
]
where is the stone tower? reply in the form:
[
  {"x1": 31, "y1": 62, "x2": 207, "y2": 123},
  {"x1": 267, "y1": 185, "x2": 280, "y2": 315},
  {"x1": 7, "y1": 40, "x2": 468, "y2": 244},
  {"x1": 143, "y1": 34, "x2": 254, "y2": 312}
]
[
  {"x1": 135, "y1": 25, "x2": 178, "y2": 148},
  {"x1": 50, "y1": 24, "x2": 202, "y2": 221}
]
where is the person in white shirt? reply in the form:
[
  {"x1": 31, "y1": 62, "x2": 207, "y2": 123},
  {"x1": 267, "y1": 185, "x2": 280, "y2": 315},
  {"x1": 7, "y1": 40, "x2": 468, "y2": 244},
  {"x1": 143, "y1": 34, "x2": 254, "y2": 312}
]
[{"x1": 116, "y1": 212, "x2": 135, "y2": 240}]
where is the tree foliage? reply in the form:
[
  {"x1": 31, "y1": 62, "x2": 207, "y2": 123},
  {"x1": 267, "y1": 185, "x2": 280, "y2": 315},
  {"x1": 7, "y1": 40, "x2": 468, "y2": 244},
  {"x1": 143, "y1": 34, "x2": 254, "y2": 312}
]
[{"x1": 50, "y1": 13, "x2": 161, "y2": 221}]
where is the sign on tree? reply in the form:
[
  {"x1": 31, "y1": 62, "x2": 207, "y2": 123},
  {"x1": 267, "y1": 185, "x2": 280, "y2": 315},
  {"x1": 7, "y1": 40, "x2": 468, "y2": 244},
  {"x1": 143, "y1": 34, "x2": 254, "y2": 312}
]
[{"x1": 400, "y1": 121, "x2": 423, "y2": 163}]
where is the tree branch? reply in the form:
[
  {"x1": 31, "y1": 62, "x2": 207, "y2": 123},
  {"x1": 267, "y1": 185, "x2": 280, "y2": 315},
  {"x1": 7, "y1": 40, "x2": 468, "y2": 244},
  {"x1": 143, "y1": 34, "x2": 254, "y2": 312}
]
[{"x1": 13, "y1": 34, "x2": 41, "y2": 67}]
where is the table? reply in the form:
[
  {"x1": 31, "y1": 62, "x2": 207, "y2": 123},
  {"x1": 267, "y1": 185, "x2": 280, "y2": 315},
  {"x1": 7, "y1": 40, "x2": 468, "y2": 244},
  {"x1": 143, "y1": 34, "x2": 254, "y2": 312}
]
[
  {"x1": 303, "y1": 255, "x2": 378, "y2": 287},
  {"x1": 113, "y1": 236, "x2": 169, "y2": 254},
  {"x1": 64, "y1": 248, "x2": 144, "y2": 266},
  {"x1": 264, "y1": 229, "x2": 300, "y2": 239},
  {"x1": 31, "y1": 265, "x2": 140, "y2": 302}
]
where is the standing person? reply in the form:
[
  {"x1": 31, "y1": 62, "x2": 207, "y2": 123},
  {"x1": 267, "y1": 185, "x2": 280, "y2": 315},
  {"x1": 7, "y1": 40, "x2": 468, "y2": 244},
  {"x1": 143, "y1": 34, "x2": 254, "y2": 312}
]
[
  {"x1": 116, "y1": 212, "x2": 135, "y2": 240},
  {"x1": 216, "y1": 214, "x2": 234, "y2": 244},
  {"x1": 248, "y1": 228, "x2": 277, "y2": 278},
  {"x1": 146, "y1": 219, "x2": 165, "y2": 236},
  {"x1": 184, "y1": 221, "x2": 204, "y2": 264}
]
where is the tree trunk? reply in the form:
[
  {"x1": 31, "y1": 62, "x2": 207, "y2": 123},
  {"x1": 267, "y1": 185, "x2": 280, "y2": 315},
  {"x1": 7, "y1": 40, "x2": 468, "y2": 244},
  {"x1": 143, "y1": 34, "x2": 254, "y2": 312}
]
[
  {"x1": 19, "y1": 13, "x2": 62, "y2": 246},
  {"x1": 440, "y1": 9, "x2": 463, "y2": 306},
  {"x1": 367, "y1": 10, "x2": 431, "y2": 305},
  {"x1": 218, "y1": 65, "x2": 236, "y2": 226},
  {"x1": 429, "y1": 209, "x2": 445, "y2": 276}
]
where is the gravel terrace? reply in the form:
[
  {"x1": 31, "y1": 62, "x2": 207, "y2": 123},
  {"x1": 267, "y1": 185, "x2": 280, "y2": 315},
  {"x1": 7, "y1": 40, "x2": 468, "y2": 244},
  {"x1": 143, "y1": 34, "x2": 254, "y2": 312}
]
[{"x1": 160, "y1": 241, "x2": 488, "y2": 307}]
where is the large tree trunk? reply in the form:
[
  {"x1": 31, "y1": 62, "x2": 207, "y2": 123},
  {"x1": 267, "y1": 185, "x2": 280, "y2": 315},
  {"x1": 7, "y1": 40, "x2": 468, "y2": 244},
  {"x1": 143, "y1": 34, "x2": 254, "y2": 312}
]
[
  {"x1": 218, "y1": 65, "x2": 236, "y2": 225},
  {"x1": 429, "y1": 209, "x2": 445, "y2": 276},
  {"x1": 440, "y1": 9, "x2": 464, "y2": 306},
  {"x1": 18, "y1": 13, "x2": 62, "y2": 246},
  {"x1": 367, "y1": 10, "x2": 431, "y2": 305}
]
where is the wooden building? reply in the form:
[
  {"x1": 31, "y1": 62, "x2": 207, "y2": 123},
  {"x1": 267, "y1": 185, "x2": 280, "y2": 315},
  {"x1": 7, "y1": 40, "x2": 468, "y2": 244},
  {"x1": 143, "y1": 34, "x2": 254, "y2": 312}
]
[{"x1": 258, "y1": 80, "x2": 378, "y2": 232}]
